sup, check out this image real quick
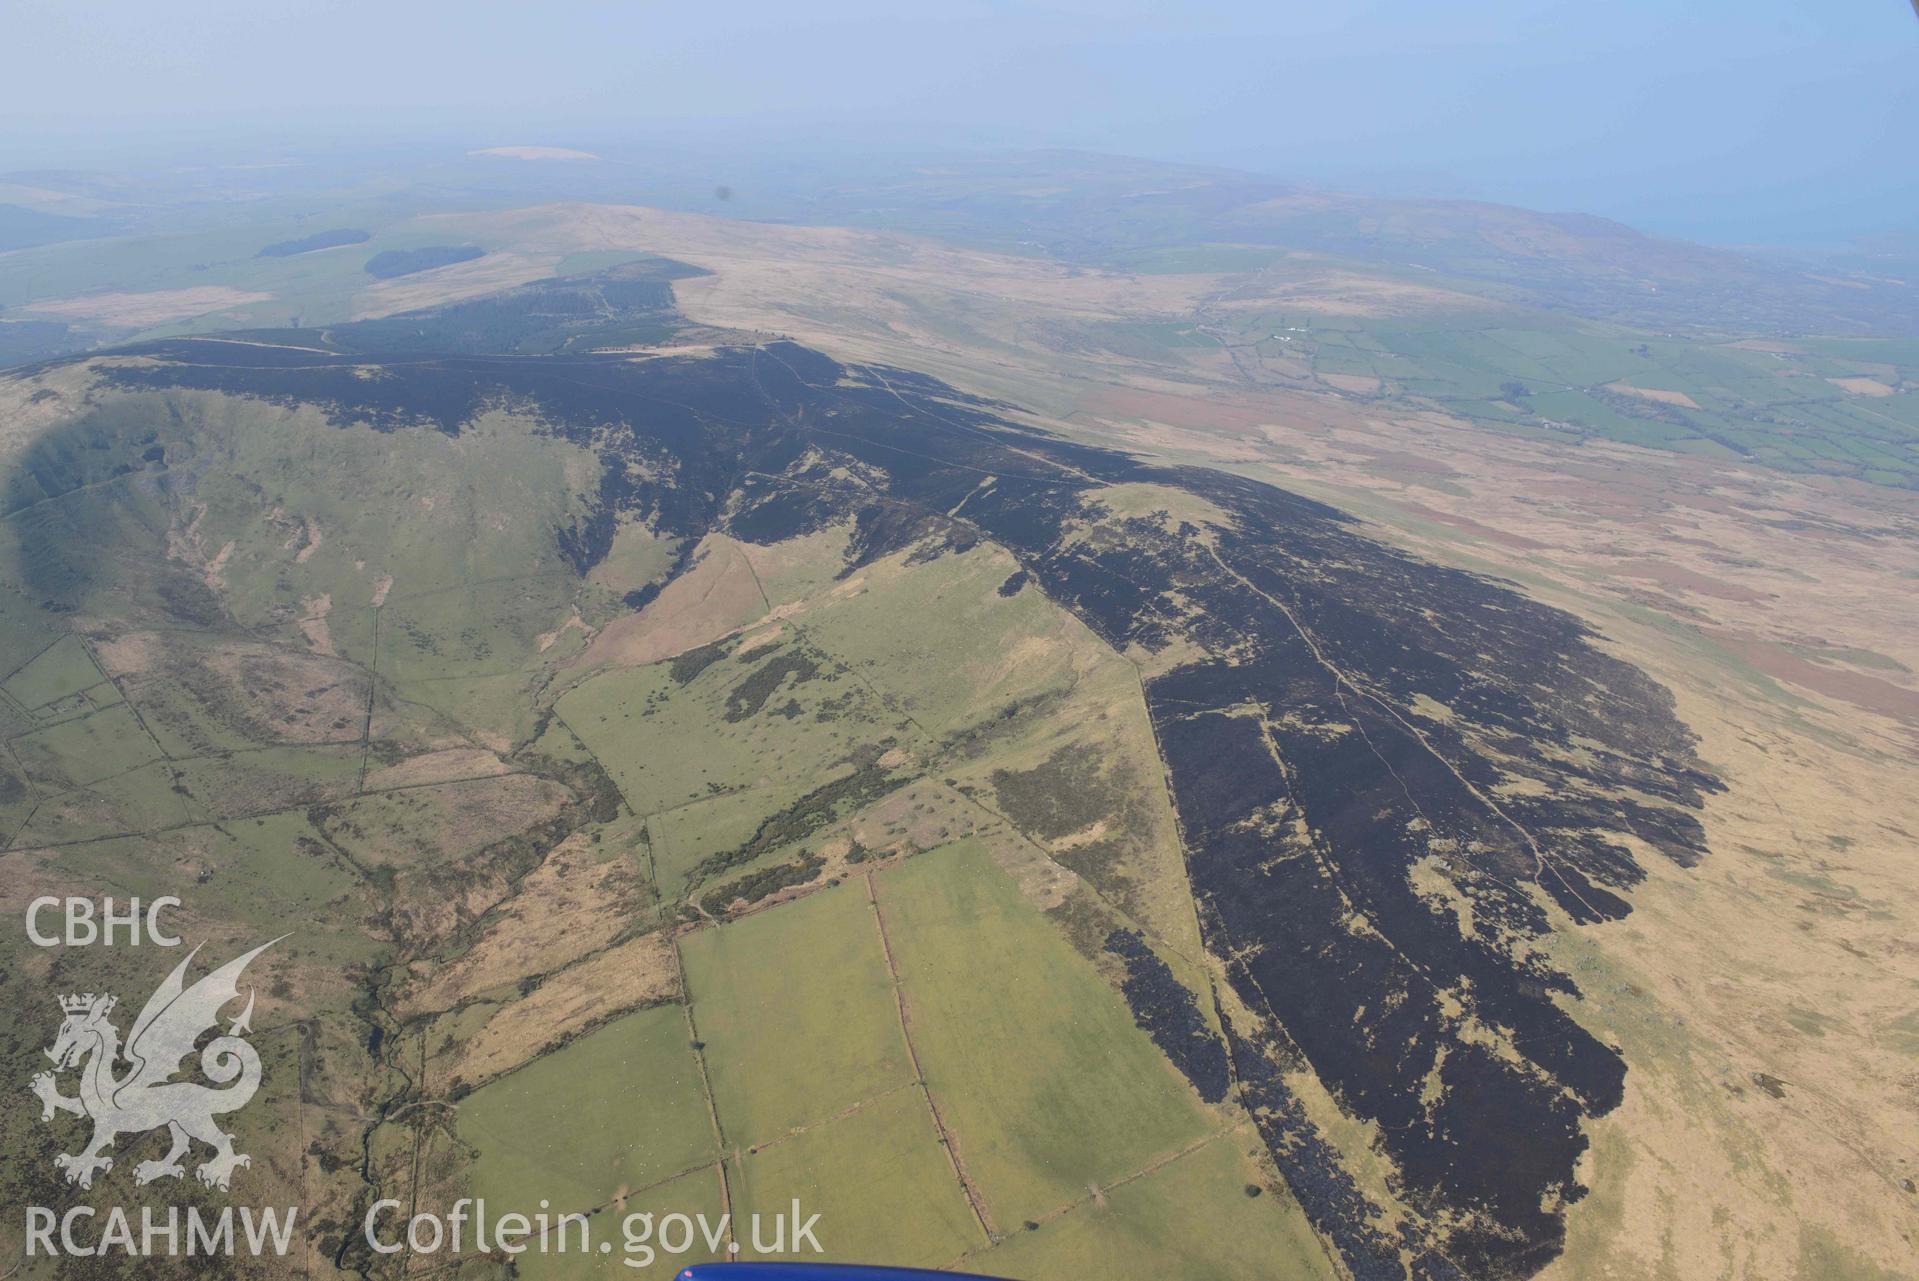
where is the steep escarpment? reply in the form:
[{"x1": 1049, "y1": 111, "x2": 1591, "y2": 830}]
[{"x1": 68, "y1": 316, "x2": 1718, "y2": 1278}]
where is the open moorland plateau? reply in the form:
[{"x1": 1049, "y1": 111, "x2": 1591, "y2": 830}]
[{"x1": 0, "y1": 157, "x2": 1915, "y2": 1281}]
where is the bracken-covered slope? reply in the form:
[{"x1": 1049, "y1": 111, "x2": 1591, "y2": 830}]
[{"x1": 75, "y1": 325, "x2": 1719, "y2": 1278}]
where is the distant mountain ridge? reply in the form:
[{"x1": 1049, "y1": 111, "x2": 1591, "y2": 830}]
[
  {"x1": 785, "y1": 149, "x2": 1916, "y2": 336},
  {"x1": 0, "y1": 144, "x2": 1911, "y2": 351}
]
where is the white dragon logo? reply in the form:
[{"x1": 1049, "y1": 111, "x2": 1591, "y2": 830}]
[{"x1": 28, "y1": 938, "x2": 282, "y2": 1192}]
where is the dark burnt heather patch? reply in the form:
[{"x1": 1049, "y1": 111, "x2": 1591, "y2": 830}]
[
  {"x1": 669, "y1": 637, "x2": 736, "y2": 684},
  {"x1": 726, "y1": 477, "x2": 846, "y2": 544},
  {"x1": 364, "y1": 245, "x2": 484, "y2": 278},
  {"x1": 990, "y1": 746, "x2": 1122, "y2": 840},
  {"x1": 1226, "y1": 1016, "x2": 1466, "y2": 1281},
  {"x1": 687, "y1": 762, "x2": 909, "y2": 890},
  {"x1": 60, "y1": 329, "x2": 1720, "y2": 1278},
  {"x1": 701, "y1": 850, "x2": 826, "y2": 916},
  {"x1": 958, "y1": 468, "x2": 1711, "y2": 1270},
  {"x1": 707, "y1": 361, "x2": 1716, "y2": 1275},
  {"x1": 1103, "y1": 929, "x2": 1229, "y2": 1103},
  {"x1": 258, "y1": 228, "x2": 370, "y2": 257},
  {"x1": 724, "y1": 647, "x2": 821, "y2": 722}
]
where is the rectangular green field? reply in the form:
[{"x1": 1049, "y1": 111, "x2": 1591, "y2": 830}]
[
  {"x1": 877, "y1": 840, "x2": 1217, "y2": 1225},
  {"x1": 1, "y1": 634, "x2": 104, "y2": 710},
  {"x1": 969, "y1": 1133, "x2": 1335, "y2": 1281},
  {"x1": 11, "y1": 760, "x2": 191, "y2": 844},
  {"x1": 0, "y1": 594, "x2": 61, "y2": 682},
  {"x1": 512, "y1": 1165, "x2": 730, "y2": 1281},
  {"x1": 682, "y1": 879, "x2": 912, "y2": 1147},
  {"x1": 462, "y1": 1005, "x2": 717, "y2": 1216},
  {"x1": 10, "y1": 700, "x2": 162, "y2": 789},
  {"x1": 732, "y1": 1085, "x2": 984, "y2": 1267}
]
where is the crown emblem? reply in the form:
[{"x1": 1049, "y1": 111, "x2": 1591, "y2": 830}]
[{"x1": 59, "y1": 993, "x2": 114, "y2": 1016}]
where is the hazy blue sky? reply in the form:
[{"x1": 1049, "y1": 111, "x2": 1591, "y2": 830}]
[{"x1": 3, "y1": 0, "x2": 1914, "y2": 244}]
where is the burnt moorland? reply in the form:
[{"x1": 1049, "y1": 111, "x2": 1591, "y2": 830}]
[{"x1": 74, "y1": 297, "x2": 1720, "y2": 1279}]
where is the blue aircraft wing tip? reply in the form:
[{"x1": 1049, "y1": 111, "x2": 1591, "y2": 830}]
[{"x1": 676, "y1": 1266, "x2": 1010, "y2": 1281}]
